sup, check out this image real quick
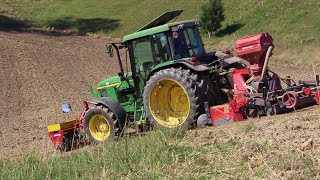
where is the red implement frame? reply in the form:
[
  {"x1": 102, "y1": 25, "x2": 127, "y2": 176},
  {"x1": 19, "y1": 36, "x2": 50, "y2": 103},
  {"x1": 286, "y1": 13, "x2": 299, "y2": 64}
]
[{"x1": 48, "y1": 101, "x2": 88, "y2": 148}]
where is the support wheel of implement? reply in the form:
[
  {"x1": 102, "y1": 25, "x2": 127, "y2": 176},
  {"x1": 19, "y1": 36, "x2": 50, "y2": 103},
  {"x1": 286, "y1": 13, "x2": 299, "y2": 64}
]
[
  {"x1": 197, "y1": 114, "x2": 212, "y2": 128},
  {"x1": 83, "y1": 104, "x2": 123, "y2": 144},
  {"x1": 282, "y1": 92, "x2": 297, "y2": 109},
  {"x1": 143, "y1": 68, "x2": 201, "y2": 129}
]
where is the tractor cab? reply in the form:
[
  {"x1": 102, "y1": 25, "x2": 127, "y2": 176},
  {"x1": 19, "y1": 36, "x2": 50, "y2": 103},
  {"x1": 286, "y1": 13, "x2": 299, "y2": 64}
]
[
  {"x1": 124, "y1": 10, "x2": 206, "y2": 65},
  {"x1": 124, "y1": 19, "x2": 206, "y2": 92}
]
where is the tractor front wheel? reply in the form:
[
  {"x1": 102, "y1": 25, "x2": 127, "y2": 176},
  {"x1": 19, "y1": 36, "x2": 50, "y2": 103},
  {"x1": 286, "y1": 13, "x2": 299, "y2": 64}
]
[
  {"x1": 83, "y1": 105, "x2": 121, "y2": 144},
  {"x1": 143, "y1": 68, "x2": 201, "y2": 129}
]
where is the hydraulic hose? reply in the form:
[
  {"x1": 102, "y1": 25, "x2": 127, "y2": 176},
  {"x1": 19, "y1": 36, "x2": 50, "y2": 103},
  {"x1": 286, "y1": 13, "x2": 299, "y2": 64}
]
[{"x1": 261, "y1": 46, "x2": 273, "y2": 81}]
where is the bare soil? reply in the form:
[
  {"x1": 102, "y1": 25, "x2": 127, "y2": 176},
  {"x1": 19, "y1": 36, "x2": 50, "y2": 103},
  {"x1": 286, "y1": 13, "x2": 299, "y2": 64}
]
[
  {"x1": 0, "y1": 29, "x2": 319, "y2": 160},
  {"x1": 0, "y1": 29, "x2": 120, "y2": 159}
]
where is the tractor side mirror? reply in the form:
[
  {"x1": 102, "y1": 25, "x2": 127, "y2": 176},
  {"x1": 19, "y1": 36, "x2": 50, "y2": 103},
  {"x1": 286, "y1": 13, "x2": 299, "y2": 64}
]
[
  {"x1": 61, "y1": 103, "x2": 72, "y2": 113},
  {"x1": 107, "y1": 44, "x2": 114, "y2": 57}
]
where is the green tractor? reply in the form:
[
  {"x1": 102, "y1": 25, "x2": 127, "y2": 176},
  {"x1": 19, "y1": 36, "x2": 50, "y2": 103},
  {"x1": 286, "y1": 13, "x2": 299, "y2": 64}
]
[{"x1": 48, "y1": 10, "x2": 244, "y2": 147}]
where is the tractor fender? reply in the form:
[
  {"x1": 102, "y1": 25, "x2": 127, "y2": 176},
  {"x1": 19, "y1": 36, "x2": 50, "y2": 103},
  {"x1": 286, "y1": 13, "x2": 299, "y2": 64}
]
[
  {"x1": 149, "y1": 60, "x2": 209, "y2": 80},
  {"x1": 86, "y1": 97, "x2": 127, "y2": 127},
  {"x1": 174, "y1": 61, "x2": 210, "y2": 71}
]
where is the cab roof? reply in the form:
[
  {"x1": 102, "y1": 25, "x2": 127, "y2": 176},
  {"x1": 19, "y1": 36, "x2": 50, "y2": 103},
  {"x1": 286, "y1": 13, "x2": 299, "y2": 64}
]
[{"x1": 123, "y1": 10, "x2": 199, "y2": 42}]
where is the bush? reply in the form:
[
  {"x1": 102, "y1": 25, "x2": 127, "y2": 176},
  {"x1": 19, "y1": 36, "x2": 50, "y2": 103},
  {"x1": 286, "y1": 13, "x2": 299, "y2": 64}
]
[{"x1": 200, "y1": 0, "x2": 225, "y2": 37}]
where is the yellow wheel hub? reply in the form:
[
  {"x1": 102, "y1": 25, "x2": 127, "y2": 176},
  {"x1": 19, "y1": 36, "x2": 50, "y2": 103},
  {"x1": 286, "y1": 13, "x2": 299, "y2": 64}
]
[
  {"x1": 149, "y1": 78, "x2": 190, "y2": 128},
  {"x1": 89, "y1": 115, "x2": 110, "y2": 141}
]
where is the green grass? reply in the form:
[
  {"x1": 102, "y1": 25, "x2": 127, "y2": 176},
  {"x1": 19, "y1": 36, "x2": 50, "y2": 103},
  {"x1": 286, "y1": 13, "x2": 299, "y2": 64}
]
[
  {"x1": 0, "y1": 0, "x2": 207, "y2": 36},
  {"x1": 2, "y1": 0, "x2": 319, "y2": 40},
  {"x1": 1, "y1": 0, "x2": 320, "y2": 65},
  {"x1": 1, "y1": 128, "x2": 318, "y2": 179},
  {"x1": 214, "y1": 0, "x2": 320, "y2": 66}
]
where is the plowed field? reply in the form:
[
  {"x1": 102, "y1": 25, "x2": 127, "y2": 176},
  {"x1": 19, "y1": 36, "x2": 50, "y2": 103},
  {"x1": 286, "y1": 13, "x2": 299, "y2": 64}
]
[{"x1": 0, "y1": 30, "x2": 120, "y2": 158}]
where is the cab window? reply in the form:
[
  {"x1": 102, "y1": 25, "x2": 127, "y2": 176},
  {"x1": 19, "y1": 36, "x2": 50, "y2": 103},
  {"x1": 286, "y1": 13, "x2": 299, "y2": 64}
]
[
  {"x1": 131, "y1": 36, "x2": 154, "y2": 93},
  {"x1": 152, "y1": 33, "x2": 171, "y2": 63},
  {"x1": 172, "y1": 27, "x2": 204, "y2": 59},
  {"x1": 133, "y1": 36, "x2": 153, "y2": 69}
]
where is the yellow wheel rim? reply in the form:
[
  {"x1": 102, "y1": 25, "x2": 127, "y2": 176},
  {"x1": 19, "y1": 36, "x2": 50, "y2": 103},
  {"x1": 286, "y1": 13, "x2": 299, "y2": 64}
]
[
  {"x1": 89, "y1": 115, "x2": 110, "y2": 141},
  {"x1": 149, "y1": 78, "x2": 190, "y2": 128}
]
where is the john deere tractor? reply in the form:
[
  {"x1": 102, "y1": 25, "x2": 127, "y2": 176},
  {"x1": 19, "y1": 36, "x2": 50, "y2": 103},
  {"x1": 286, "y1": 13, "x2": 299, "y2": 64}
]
[
  {"x1": 48, "y1": 10, "x2": 244, "y2": 147},
  {"x1": 82, "y1": 10, "x2": 244, "y2": 143}
]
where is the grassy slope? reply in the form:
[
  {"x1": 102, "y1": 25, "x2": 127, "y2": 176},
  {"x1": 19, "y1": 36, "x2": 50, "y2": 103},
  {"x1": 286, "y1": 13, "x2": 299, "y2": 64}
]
[
  {"x1": 1, "y1": 106, "x2": 320, "y2": 180},
  {"x1": 0, "y1": 0, "x2": 206, "y2": 36},
  {"x1": 217, "y1": 0, "x2": 320, "y2": 66},
  {"x1": 1, "y1": 0, "x2": 320, "y2": 65}
]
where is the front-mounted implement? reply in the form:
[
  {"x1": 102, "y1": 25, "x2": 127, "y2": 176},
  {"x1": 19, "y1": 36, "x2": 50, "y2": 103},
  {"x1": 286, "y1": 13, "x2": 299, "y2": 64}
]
[
  {"x1": 48, "y1": 102, "x2": 87, "y2": 151},
  {"x1": 47, "y1": 10, "x2": 320, "y2": 151},
  {"x1": 48, "y1": 98, "x2": 126, "y2": 150}
]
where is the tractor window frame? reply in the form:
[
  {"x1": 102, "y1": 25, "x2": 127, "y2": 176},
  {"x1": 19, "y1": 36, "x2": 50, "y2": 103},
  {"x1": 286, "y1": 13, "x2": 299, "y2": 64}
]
[
  {"x1": 171, "y1": 27, "x2": 205, "y2": 59},
  {"x1": 151, "y1": 32, "x2": 172, "y2": 64},
  {"x1": 131, "y1": 36, "x2": 154, "y2": 70},
  {"x1": 128, "y1": 35, "x2": 155, "y2": 97}
]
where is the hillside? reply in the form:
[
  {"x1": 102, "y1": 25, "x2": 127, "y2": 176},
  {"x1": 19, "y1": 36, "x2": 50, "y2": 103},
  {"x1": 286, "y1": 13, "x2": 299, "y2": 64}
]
[
  {"x1": 1, "y1": 0, "x2": 320, "y2": 179},
  {"x1": 1, "y1": 0, "x2": 320, "y2": 66}
]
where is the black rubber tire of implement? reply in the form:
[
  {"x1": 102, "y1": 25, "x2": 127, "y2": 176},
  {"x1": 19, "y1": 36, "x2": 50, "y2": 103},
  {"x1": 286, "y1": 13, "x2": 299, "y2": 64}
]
[
  {"x1": 83, "y1": 104, "x2": 123, "y2": 145},
  {"x1": 143, "y1": 67, "x2": 203, "y2": 129}
]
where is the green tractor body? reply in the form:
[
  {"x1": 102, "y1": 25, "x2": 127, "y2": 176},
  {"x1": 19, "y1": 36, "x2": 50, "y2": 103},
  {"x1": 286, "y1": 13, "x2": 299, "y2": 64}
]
[
  {"x1": 89, "y1": 10, "x2": 241, "y2": 128},
  {"x1": 48, "y1": 10, "x2": 244, "y2": 149}
]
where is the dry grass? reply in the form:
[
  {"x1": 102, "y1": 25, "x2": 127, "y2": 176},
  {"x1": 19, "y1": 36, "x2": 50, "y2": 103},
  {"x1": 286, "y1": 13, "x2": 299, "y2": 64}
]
[
  {"x1": 180, "y1": 105, "x2": 320, "y2": 179},
  {"x1": 1, "y1": 105, "x2": 320, "y2": 179}
]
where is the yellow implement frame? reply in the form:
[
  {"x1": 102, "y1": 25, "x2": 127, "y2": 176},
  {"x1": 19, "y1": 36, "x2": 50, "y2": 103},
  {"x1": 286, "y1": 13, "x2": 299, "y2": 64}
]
[{"x1": 47, "y1": 119, "x2": 78, "y2": 132}]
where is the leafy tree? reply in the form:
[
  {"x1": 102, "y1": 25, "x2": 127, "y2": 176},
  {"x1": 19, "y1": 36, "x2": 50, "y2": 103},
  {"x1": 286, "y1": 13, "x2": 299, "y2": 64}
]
[{"x1": 200, "y1": 0, "x2": 225, "y2": 37}]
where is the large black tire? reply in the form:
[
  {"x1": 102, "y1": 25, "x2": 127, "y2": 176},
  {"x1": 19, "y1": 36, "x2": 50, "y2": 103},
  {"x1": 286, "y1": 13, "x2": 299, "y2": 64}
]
[
  {"x1": 143, "y1": 67, "x2": 203, "y2": 129},
  {"x1": 83, "y1": 104, "x2": 124, "y2": 144},
  {"x1": 197, "y1": 74, "x2": 217, "y2": 107}
]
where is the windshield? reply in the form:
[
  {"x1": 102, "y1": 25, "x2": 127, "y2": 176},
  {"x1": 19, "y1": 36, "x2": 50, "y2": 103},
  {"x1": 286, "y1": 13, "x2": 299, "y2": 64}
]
[{"x1": 172, "y1": 27, "x2": 204, "y2": 59}]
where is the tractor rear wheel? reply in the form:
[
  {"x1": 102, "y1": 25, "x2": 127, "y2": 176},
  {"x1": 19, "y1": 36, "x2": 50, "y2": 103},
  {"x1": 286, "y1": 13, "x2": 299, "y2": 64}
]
[
  {"x1": 83, "y1": 105, "x2": 122, "y2": 144},
  {"x1": 143, "y1": 68, "x2": 202, "y2": 129}
]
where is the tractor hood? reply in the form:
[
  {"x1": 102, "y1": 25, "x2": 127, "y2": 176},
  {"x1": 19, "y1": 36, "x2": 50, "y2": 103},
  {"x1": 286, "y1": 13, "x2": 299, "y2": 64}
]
[
  {"x1": 136, "y1": 10, "x2": 183, "y2": 32},
  {"x1": 97, "y1": 72, "x2": 132, "y2": 89}
]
